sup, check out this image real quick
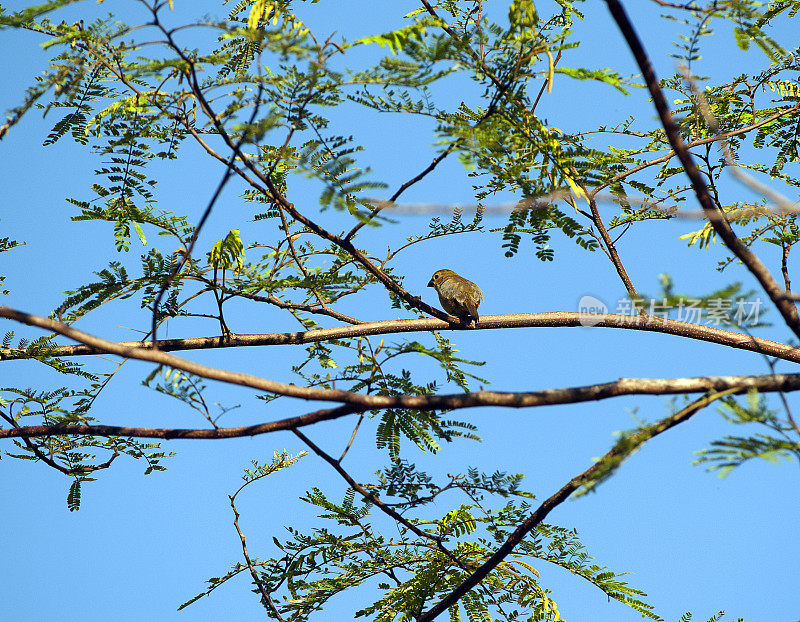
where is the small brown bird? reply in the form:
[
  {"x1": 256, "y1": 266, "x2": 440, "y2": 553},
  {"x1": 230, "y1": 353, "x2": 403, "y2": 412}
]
[{"x1": 427, "y1": 269, "x2": 484, "y2": 324}]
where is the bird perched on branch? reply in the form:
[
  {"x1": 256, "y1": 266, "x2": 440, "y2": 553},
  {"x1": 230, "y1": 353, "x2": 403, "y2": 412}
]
[{"x1": 427, "y1": 269, "x2": 484, "y2": 324}]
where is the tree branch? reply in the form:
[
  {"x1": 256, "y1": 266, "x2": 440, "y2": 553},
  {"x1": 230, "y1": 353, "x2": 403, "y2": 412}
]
[
  {"x1": 293, "y1": 428, "x2": 468, "y2": 567},
  {"x1": 344, "y1": 145, "x2": 455, "y2": 242},
  {"x1": 229, "y1": 493, "x2": 286, "y2": 620},
  {"x1": 417, "y1": 389, "x2": 728, "y2": 621},
  {"x1": 4, "y1": 371, "x2": 800, "y2": 440},
  {"x1": 592, "y1": 103, "x2": 800, "y2": 195},
  {"x1": 3, "y1": 306, "x2": 798, "y2": 365},
  {"x1": 604, "y1": 0, "x2": 800, "y2": 339},
  {"x1": 576, "y1": 175, "x2": 641, "y2": 299}
]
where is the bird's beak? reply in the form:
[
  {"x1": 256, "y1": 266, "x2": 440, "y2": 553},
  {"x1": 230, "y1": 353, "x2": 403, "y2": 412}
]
[{"x1": 427, "y1": 279, "x2": 434, "y2": 288}]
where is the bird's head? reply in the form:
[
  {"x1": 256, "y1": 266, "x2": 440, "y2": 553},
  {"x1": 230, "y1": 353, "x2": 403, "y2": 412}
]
[{"x1": 427, "y1": 269, "x2": 457, "y2": 288}]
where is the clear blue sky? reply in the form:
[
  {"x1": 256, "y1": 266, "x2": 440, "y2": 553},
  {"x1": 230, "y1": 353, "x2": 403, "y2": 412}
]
[{"x1": 1, "y1": 2, "x2": 798, "y2": 621}]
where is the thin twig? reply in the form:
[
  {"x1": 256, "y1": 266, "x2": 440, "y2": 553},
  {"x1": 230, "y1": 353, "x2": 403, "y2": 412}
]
[
  {"x1": 229, "y1": 493, "x2": 285, "y2": 619},
  {"x1": 576, "y1": 174, "x2": 641, "y2": 299},
  {"x1": 338, "y1": 412, "x2": 366, "y2": 462},
  {"x1": 344, "y1": 145, "x2": 455, "y2": 242}
]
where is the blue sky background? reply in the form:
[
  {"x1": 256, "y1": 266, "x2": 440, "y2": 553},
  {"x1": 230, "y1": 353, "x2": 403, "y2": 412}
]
[{"x1": 1, "y1": 1, "x2": 798, "y2": 621}]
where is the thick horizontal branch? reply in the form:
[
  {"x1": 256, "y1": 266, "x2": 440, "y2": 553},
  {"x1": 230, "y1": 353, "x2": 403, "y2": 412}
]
[
  {"x1": 0, "y1": 404, "x2": 364, "y2": 440},
  {"x1": 2, "y1": 305, "x2": 799, "y2": 418},
  {"x1": 2, "y1": 372, "x2": 800, "y2": 440},
  {"x1": 3, "y1": 308, "x2": 799, "y2": 365}
]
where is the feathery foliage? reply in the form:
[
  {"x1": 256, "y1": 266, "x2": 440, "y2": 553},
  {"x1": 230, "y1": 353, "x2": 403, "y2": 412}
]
[{"x1": 2, "y1": 0, "x2": 799, "y2": 619}]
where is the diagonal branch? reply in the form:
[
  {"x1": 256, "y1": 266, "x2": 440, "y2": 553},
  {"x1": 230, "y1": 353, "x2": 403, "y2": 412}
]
[
  {"x1": 344, "y1": 145, "x2": 456, "y2": 242},
  {"x1": 229, "y1": 494, "x2": 286, "y2": 620},
  {"x1": 603, "y1": 0, "x2": 800, "y2": 340},
  {"x1": 575, "y1": 174, "x2": 641, "y2": 299},
  {"x1": 417, "y1": 390, "x2": 729, "y2": 621},
  {"x1": 293, "y1": 428, "x2": 469, "y2": 567},
  {"x1": 592, "y1": 102, "x2": 800, "y2": 195}
]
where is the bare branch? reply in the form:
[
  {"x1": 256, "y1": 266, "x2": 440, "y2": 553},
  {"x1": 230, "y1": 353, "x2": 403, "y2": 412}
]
[
  {"x1": 362, "y1": 191, "x2": 800, "y2": 218},
  {"x1": 0, "y1": 404, "x2": 364, "y2": 441},
  {"x1": 4, "y1": 306, "x2": 798, "y2": 366},
  {"x1": 344, "y1": 145, "x2": 456, "y2": 242},
  {"x1": 649, "y1": 0, "x2": 736, "y2": 11},
  {"x1": 576, "y1": 175, "x2": 641, "y2": 299},
  {"x1": 4, "y1": 370, "x2": 800, "y2": 440}
]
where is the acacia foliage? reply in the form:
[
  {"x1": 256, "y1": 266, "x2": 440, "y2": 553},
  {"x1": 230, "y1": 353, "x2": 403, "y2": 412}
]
[{"x1": 1, "y1": 1, "x2": 799, "y2": 620}]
